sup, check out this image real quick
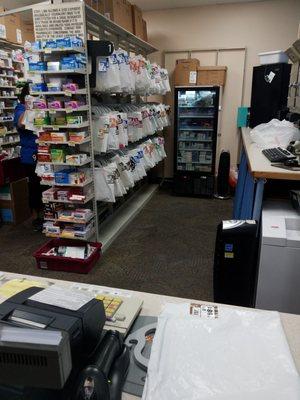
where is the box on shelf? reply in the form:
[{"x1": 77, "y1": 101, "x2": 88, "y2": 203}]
[
  {"x1": 142, "y1": 19, "x2": 148, "y2": 42},
  {"x1": 0, "y1": 178, "x2": 31, "y2": 225},
  {"x1": 91, "y1": 0, "x2": 105, "y2": 13},
  {"x1": 104, "y1": 0, "x2": 133, "y2": 33},
  {"x1": 258, "y1": 50, "x2": 289, "y2": 65},
  {"x1": 0, "y1": 7, "x2": 22, "y2": 44},
  {"x1": 196, "y1": 66, "x2": 227, "y2": 86},
  {"x1": 21, "y1": 20, "x2": 34, "y2": 44},
  {"x1": 174, "y1": 59, "x2": 200, "y2": 86},
  {"x1": 132, "y1": 4, "x2": 143, "y2": 39}
]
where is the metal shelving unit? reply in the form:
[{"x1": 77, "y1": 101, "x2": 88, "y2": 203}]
[
  {"x1": 2, "y1": 1, "x2": 159, "y2": 244},
  {"x1": 0, "y1": 40, "x2": 23, "y2": 155}
]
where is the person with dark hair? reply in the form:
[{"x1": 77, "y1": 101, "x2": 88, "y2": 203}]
[{"x1": 14, "y1": 83, "x2": 43, "y2": 231}]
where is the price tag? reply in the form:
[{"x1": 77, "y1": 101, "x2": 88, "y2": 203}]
[
  {"x1": 44, "y1": 48, "x2": 52, "y2": 54},
  {"x1": 52, "y1": 126, "x2": 59, "y2": 131},
  {"x1": 190, "y1": 303, "x2": 219, "y2": 319},
  {"x1": 49, "y1": 110, "x2": 56, "y2": 114},
  {"x1": 64, "y1": 90, "x2": 72, "y2": 97},
  {"x1": 66, "y1": 108, "x2": 73, "y2": 114}
]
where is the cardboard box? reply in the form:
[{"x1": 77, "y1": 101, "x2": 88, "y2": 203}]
[
  {"x1": 91, "y1": 0, "x2": 105, "y2": 13},
  {"x1": 21, "y1": 20, "x2": 34, "y2": 44},
  {"x1": 197, "y1": 66, "x2": 227, "y2": 86},
  {"x1": 132, "y1": 4, "x2": 143, "y2": 39},
  {"x1": 104, "y1": 0, "x2": 133, "y2": 33},
  {"x1": 142, "y1": 18, "x2": 148, "y2": 42},
  {"x1": 174, "y1": 59, "x2": 200, "y2": 86},
  {"x1": 0, "y1": 7, "x2": 22, "y2": 44}
]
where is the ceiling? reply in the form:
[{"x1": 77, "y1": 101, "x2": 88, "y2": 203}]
[{"x1": 3, "y1": 0, "x2": 268, "y2": 12}]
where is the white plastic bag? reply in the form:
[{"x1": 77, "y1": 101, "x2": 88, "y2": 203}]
[
  {"x1": 143, "y1": 303, "x2": 300, "y2": 400},
  {"x1": 250, "y1": 119, "x2": 300, "y2": 149}
]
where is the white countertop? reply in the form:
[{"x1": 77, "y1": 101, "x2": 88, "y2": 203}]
[
  {"x1": 241, "y1": 127, "x2": 300, "y2": 180},
  {"x1": 0, "y1": 271, "x2": 299, "y2": 399}
]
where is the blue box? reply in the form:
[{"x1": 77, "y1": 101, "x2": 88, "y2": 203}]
[
  {"x1": 0, "y1": 208, "x2": 13, "y2": 222},
  {"x1": 28, "y1": 61, "x2": 47, "y2": 71},
  {"x1": 54, "y1": 169, "x2": 75, "y2": 184},
  {"x1": 237, "y1": 107, "x2": 249, "y2": 128},
  {"x1": 56, "y1": 37, "x2": 72, "y2": 48},
  {"x1": 42, "y1": 40, "x2": 57, "y2": 49},
  {"x1": 30, "y1": 82, "x2": 48, "y2": 92}
]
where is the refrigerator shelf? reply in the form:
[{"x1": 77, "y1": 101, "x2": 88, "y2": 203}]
[{"x1": 179, "y1": 128, "x2": 213, "y2": 132}]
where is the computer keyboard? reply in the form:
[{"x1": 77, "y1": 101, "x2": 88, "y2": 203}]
[
  {"x1": 95, "y1": 294, "x2": 123, "y2": 320},
  {"x1": 262, "y1": 147, "x2": 296, "y2": 163},
  {"x1": 71, "y1": 283, "x2": 143, "y2": 335}
]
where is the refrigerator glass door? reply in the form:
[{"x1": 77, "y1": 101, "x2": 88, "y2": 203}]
[{"x1": 177, "y1": 88, "x2": 216, "y2": 173}]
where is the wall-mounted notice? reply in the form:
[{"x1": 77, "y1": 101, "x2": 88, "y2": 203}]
[{"x1": 33, "y1": 2, "x2": 84, "y2": 40}]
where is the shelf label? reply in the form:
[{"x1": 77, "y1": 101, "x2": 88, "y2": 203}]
[
  {"x1": 64, "y1": 90, "x2": 73, "y2": 97},
  {"x1": 33, "y1": 3, "x2": 84, "y2": 40}
]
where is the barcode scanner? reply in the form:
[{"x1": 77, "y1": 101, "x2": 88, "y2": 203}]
[{"x1": 72, "y1": 330, "x2": 130, "y2": 400}]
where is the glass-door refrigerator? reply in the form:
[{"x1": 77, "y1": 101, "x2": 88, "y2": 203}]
[{"x1": 173, "y1": 86, "x2": 220, "y2": 197}]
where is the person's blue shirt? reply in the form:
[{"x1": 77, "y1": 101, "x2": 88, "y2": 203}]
[{"x1": 14, "y1": 103, "x2": 38, "y2": 165}]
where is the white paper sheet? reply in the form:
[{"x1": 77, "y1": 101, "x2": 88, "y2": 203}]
[{"x1": 29, "y1": 286, "x2": 94, "y2": 311}]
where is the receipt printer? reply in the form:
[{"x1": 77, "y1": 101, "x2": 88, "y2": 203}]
[{"x1": 0, "y1": 286, "x2": 106, "y2": 390}]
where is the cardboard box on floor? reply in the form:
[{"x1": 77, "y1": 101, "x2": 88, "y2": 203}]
[
  {"x1": 197, "y1": 66, "x2": 227, "y2": 86},
  {"x1": 0, "y1": 7, "x2": 22, "y2": 44},
  {"x1": 174, "y1": 59, "x2": 200, "y2": 86},
  {"x1": 132, "y1": 4, "x2": 143, "y2": 39},
  {"x1": 104, "y1": 0, "x2": 133, "y2": 33}
]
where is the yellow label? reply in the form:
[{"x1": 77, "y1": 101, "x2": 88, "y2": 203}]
[{"x1": 224, "y1": 252, "x2": 234, "y2": 259}]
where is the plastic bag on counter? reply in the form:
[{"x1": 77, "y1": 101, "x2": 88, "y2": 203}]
[
  {"x1": 142, "y1": 303, "x2": 300, "y2": 400},
  {"x1": 250, "y1": 119, "x2": 300, "y2": 149}
]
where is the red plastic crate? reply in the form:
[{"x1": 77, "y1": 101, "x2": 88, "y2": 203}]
[{"x1": 33, "y1": 239, "x2": 102, "y2": 274}]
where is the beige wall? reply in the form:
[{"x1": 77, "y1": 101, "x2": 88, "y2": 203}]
[{"x1": 144, "y1": 0, "x2": 300, "y2": 176}]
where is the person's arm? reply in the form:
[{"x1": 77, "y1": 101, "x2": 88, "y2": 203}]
[{"x1": 17, "y1": 111, "x2": 25, "y2": 128}]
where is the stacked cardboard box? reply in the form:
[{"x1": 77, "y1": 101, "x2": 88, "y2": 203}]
[
  {"x1": 174, "y1": 59, "x2": 200, "y2": 86},
  {"x1": 142, "y1": 19, "x2": 148, "y2": 42},
  {"x1": 87, "y1": 0, "x2": 105, "y2": 14},
  {"x1": 21, "y1": 20, "x2": 34, "y2": 44},
  {"x1": 104, "y1": 0, "x2": 133, "y2": 33},
  {"x1": 197, "y1": 66, "x2": 227, "y2": 86},
  {"x1": 0, "y1": 7, "x2": 22, "y2": 44},
  {"x1": 132, "y1": 4, "x2": 143, "y2": 39}
]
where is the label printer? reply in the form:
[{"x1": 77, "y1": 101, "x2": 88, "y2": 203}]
[{"x1": 0, "y1": 286, "x2": 130, "y2": 400}]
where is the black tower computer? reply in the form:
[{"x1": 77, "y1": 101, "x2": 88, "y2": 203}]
[
  {"x1": 213, "y1": 220, "x2": 259, "y2": 307},
  {"x1": 249, "y1": 63, "x2": 291, "y2": 128}
]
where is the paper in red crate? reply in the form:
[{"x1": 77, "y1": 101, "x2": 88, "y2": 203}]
[{"x1": 33, "y1": 239, "x2": 102, "y2": 274}]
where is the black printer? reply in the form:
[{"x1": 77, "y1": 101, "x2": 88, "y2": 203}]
[{"x1": 0, "y1": 286, "x2": 130, "y2": 400}]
